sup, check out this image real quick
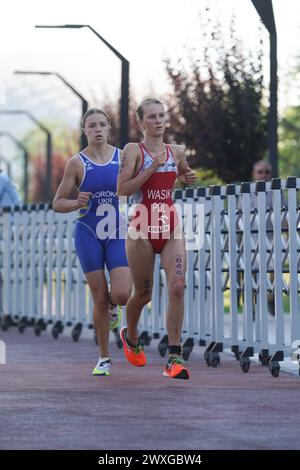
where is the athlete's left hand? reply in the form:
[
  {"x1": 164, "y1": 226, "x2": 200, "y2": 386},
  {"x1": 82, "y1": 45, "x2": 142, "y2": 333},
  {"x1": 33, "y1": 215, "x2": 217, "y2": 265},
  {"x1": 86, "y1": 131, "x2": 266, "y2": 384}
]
[{"x1": 178, "y1": 168, "x2": 197, "y2": 186}]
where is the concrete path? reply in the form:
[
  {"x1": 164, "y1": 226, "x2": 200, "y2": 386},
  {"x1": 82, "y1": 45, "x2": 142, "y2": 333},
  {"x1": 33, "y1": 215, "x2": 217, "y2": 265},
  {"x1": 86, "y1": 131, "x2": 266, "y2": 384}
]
[{"x1": 0, "y1": 328, "x2": 299, "y2": 450}]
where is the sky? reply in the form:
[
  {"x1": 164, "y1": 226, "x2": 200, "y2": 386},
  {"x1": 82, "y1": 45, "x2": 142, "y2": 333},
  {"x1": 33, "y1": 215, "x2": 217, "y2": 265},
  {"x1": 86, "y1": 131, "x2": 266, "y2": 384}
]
[{"x1": 0, "y1": 0, "x2": 300, "y2": 179}]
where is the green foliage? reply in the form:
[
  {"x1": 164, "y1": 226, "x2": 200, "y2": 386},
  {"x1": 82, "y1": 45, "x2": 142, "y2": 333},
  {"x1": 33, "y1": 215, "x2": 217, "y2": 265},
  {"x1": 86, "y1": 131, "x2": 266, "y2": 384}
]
[
  {"x1": 173, "y1": 167, "x2": 225, "y2": 190},
  {"x1": 193, "y1": 168, "x2": 225, "y2": 187},
  {"x1": 164, "y1": 6, "x2": 268, "y2": 183},
  {"x1": 279, "y1": 106, "x2": 300, "y2": 178}
]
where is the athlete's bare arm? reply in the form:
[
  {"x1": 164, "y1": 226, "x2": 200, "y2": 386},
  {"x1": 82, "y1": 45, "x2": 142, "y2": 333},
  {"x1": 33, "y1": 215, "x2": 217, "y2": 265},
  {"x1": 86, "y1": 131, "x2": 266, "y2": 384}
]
[
  {"x1": 53, "y1": 156, "x2": 91, "y2": 213},
  {"x1": 171, "y1": 145, "x2": 197, "y2": 186},
  {"x1": 117, "y1": 143, "x2": 165, "y2": 196}
]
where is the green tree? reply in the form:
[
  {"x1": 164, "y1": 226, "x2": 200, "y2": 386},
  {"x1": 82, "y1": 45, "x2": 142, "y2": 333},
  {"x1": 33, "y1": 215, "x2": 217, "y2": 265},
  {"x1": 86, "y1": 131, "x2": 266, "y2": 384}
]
[
  {"x1": 279, "y1": 107, "x2": 300, "y2": 178},
  {"x1": 164, "y1": 8, "x2": 268, "y2": 183}
]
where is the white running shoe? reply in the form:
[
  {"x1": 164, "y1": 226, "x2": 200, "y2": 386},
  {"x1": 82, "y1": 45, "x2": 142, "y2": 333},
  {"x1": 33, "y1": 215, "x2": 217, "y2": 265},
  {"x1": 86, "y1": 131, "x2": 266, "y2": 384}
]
[
  {"x1": 109, "y1": 302, "x2": 122, "y2": 330},
  {"x1": 92, "y1": 357, "x2": 112, "y2": 376}
]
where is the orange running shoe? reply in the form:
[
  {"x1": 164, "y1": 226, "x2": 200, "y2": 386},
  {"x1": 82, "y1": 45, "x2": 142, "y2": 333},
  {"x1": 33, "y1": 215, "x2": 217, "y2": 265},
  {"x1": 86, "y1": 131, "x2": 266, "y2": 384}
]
[
  {"x1": 120, "y1": 327, "x2": 147, "y2": 367},
  {"x1": 163, "y1": 356, "x2": 190, "y2": 380}
]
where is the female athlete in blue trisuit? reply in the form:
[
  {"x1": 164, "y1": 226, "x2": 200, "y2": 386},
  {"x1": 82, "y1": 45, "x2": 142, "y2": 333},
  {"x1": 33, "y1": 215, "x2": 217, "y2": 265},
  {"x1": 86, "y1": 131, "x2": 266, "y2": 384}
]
[{"x1": 53, "y1": 108, "x2": 132, "y2": 376}]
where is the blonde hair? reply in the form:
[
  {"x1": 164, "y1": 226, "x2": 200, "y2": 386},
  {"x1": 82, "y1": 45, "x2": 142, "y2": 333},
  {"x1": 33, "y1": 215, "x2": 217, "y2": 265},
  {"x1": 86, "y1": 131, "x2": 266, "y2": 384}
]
[
  {"x1": 81, "y1": 108, "x2": 110, "y2": 128},
  {"x1": 136, "y1": 98, "x2": 164, "y2": 120}
]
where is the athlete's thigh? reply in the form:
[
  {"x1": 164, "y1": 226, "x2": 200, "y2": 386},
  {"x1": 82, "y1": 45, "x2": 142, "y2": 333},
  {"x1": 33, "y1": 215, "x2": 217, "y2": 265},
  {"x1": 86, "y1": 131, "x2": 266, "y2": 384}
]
[
  {"x1": 104, "y1": 237, "x2": 128, "y2": 272},
  {"x1": 74, "y1": 222, "x2": 105, "y2": 274},
  {"x1": 109, "y1": 266, "x2": 132, "y2": 300},
  {"x1": 85, "y1": 269, "x2": 109, "y2": 303},
  {"x1": 160, "y1": 237, "x2": 186, "y2": 287},
  {"x1": 125, "y1": 236, "x2": 155, "y2": 294},
  {"x1": 104, "y1": 237, "x2": 131, "y2": 298}
]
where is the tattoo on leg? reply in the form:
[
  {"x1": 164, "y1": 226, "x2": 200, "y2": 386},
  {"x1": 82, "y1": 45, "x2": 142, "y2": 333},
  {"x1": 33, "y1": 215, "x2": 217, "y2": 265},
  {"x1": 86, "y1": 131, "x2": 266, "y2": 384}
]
[
  {"x1": 118, "y1": 152, "x2": 127, "y2": 174},
  {"x1": 144, "y1": 278, "x2": 150, "y2": 293},
  {"x1": 175, "y1": 255, "x2": 183, "y2": 276}
]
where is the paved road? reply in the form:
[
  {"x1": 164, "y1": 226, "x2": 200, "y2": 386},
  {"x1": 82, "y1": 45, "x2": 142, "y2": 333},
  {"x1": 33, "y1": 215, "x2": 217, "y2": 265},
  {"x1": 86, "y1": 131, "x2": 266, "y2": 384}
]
[{"x1": 0, "y1": 328, "x2": 299, "y2": 450}]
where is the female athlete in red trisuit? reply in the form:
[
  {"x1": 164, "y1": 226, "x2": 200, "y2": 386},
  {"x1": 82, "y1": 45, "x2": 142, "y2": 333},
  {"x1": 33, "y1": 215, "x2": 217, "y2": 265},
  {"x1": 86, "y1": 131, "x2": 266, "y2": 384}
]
[{"x1": 117, "y1": 98, "x2": 196, "y2": 379}]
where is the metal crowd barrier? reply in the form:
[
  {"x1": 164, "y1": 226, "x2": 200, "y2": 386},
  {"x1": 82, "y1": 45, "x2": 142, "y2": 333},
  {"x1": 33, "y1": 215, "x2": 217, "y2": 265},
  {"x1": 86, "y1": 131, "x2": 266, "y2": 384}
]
[
  {"x1": 0, "y1": 204, "x2": 93, "y2": 341},
  {"x1": 1, "y1": 177, "x2": 300, "y2": 377}
]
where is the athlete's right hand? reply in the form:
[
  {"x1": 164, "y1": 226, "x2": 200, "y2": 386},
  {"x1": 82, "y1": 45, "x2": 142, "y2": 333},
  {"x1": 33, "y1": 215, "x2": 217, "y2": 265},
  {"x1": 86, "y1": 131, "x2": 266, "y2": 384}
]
[
  {"x1": 76, "y1": 192, "x2": 91, "y2": 208},
  {"x1": 150, "y1": 151, "x2": 167, "y2": 171}
]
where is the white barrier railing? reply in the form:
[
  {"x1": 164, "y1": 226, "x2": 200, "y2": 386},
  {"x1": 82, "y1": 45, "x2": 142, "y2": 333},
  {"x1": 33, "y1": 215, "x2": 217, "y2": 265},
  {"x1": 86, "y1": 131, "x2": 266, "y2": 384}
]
[
  {"x1": 0, "y1": 204, "x2": 94, "y2": 340},
  {"x1": 1, "y1": 177, "x2": 300, "y2": 377}
]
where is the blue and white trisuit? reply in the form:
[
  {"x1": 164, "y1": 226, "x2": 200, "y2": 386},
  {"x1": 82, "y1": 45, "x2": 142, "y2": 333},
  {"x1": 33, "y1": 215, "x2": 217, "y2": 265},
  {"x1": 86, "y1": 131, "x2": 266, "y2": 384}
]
[{"x1": 74, "y1": 147, "x2": 128, "y2": 273}]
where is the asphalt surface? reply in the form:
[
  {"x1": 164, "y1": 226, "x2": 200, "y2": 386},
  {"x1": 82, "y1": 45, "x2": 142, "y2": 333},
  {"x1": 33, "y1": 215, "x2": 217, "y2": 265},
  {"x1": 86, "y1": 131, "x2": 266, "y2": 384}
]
[{"x1": 0, "y1": 327, "x2": 300, "y2": 450}]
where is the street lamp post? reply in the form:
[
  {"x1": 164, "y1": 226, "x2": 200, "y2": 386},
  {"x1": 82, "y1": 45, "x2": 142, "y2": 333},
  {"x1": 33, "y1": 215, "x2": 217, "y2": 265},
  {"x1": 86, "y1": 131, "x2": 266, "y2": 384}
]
[
  {"x1": 251, "y1": 0, "x2": 278, "y2": 177},
  {"x1": 35, "y1": 24, "x2": 129, "y2": 148},
  {"x1": 0, "y1": 110, "x2": 53, "y2": 200},
  {"x1": 14, "y1": 70, "x2": 88, "y2": 150},
  {"x1": 0, "y1": 131, "x2": 29, "y2": 202}
]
